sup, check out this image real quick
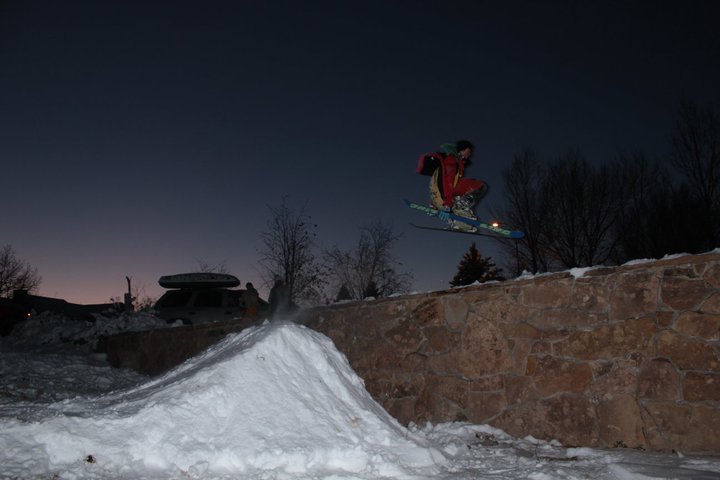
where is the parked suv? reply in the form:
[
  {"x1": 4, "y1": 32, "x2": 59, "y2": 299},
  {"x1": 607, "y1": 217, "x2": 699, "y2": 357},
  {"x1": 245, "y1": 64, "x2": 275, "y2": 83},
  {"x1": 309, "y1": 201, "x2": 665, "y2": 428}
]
[{"x1": 153, "y1": 288, "x2": 248, "y2": 325}]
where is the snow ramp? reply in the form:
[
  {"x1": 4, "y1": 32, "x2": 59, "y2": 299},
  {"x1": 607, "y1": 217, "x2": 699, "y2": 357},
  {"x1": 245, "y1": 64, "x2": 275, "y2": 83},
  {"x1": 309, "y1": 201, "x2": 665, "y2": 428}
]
[{"x1": 0, "y1": 321, "x2": 446, "y2": 479}]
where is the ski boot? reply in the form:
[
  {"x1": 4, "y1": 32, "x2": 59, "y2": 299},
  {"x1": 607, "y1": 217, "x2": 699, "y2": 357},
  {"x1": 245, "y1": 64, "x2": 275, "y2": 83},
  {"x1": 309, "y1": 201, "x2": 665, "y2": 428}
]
[
  {"x1": 450, "y1": 190, "x2": 485, "y2": 232},
  {"x1": 451, "y1": 198, "x2": 478, "y2": 232}
]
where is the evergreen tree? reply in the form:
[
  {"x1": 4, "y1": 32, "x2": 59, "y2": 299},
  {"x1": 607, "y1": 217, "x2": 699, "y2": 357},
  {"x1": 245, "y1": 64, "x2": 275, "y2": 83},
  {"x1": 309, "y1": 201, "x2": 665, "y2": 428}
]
[
  {"x1": 450, "y1": 243, "x2": 505, "y2": 287},
  {"x1": 362, "y1": 280, "x2": 380, "y2": 299},
  {"x1": 335, "y1": 284, "x2": 352, "y2": 302}
]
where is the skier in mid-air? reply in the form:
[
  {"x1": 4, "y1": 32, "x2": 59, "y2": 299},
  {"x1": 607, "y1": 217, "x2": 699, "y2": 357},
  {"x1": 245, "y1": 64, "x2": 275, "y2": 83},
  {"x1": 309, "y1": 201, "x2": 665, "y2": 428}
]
[{"x1": 423, "y1": 139, "x2": 487, "y2": 232}]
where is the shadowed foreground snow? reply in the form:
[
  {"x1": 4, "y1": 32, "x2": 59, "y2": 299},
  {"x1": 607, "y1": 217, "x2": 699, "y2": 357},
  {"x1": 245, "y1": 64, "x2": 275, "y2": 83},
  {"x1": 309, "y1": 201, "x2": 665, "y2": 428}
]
[{"x1": 1, "y1": 313, "x2": 719, "y2": 479}]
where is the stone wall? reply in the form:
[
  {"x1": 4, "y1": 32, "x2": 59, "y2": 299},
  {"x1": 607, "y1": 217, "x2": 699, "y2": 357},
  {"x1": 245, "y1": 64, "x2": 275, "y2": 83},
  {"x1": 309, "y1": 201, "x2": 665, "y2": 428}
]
[
  {"x1": 104, "y1": 252, "x2": 720, "y2": 454},
  {"x1": 103, "y1": 319, "x2": 258, "y2": 375},
  {"x1": 298, "y1": 252, "x2": 720, "y2": 454}
]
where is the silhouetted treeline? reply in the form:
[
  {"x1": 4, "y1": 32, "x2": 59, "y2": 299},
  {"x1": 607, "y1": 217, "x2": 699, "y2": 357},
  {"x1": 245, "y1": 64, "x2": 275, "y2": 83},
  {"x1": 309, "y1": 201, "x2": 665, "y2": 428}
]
[{"x1": 496, "y1": 101, "x2": 719, "y2": 276}]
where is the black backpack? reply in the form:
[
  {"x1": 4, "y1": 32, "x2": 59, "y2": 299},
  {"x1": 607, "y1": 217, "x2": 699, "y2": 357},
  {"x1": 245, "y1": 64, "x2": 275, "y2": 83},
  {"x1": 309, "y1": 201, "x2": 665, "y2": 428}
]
[{"x1": 416, "y1": 152, "x2": 445, "y2": 176}]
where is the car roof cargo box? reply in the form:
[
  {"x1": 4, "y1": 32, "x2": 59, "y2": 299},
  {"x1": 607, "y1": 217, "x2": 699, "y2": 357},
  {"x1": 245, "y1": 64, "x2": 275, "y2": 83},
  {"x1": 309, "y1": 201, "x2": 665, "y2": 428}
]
[{"x1": 158, "y1": 273, "x2": 240, "y2": 289}]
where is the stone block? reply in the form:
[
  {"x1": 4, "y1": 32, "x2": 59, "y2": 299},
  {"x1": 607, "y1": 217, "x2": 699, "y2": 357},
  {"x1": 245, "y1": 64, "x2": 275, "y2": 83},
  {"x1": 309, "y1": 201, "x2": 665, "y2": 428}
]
[
  {"x1": 527, "y1": 355, "x2": 593, "y2": 396},
  {"x1": 638, "y1": 358, "x2": 681, "y2": 400},
  {"x1": 503, "y1": 374, "x2": 536, "y2": 405},
  {"x1": 414, "y1": 389, "x2": 452, "y2": 424},
  {"x1": 701, "y1": 292, "x2": 720, "y2": 314},
  {"x1": 460, "y1": 285, "x2": 508, "y2": 304},
  {"x1": 467, "y1": 390, "x2": 506, "y2": 423},
  {"x1": 468, "y1": 374, "x2": 504, "y2": 392},
  {"x1": 703, "y1": 263, "x2": 720, "y2": 289},
  {"x1": 499, "y1": 322, "x2": 542, "y2": 339},
  {"x1": 608, "y1": 271, "x2": 660, "y2": 320},
  {"x1": 478, "y1": 299, "x2": 536, "y2": 325},
  {"x1": 597, "y1": 394, "x2": 646, "y2": 449},
  {"x1": 458, "y1": 313, "x2": 513, "y2": 378},
  {"x1": 655, "y1": 330, "x2": 720, "y2": 372},
  {"x1": 421, "y1": 325, "x2": 452, "y2": 353},
  {"x1": 590, "y1": 360, "x2": 639, "y2": 400},
  {"x1": 384, "y1": 397, "x2": 417, "y2": 425},
  {"x1": 347, "y1": 339, "x2": 402, "y2": 371},
  {"x1": 572, "y1": 281, "x2": 610, "y2": 313},
  {"x1": 641, "y1": 402, "x2": 720, "y2": 453},
  {"x1": 384, "y1": 317, "x2": 424, "y2": 354},
  {"x1": 426, "y1": 374, "x2": 469, "y2": 407},
  {"x1": 554, "y1": 317, "x2": 657, "y2": 360},
  {"x1": 510, "y1": 338, "x2": 533, "y2": 375},
  {"x1": 531, "y1": 309, "x2": 607, "y2": 329},
  {"x1": 427, "y1": 350, "x2": 462, "y2": 376},
  {"x1": 411, "y1": 297, "x2": 444, "y2": 327},
  {"x1": 661, "y1": 273, "x2": 716, "y2": 311},
  {"x1": 344, "y1": 315, "x2": 379, "y2": 339},
  {"x1": 522, "y1": 279, "x2": 571, "y2": 308},
  {"x1": 492, "y1": 394, "x2": 599, "y2": 447},
  {"x1": 656, "y1": 310, "x2": 674, "y2": 328},
  {"x1": 323, "y1": 327, "x2": 350, "y2": 351},
  {"x1": 674, "y1": 311, "x2": 720, "y2": 340},
  {"x1": 442, "y1": 296, "x2": 468, "y2": 329},
  {"x1": 531, "y1": 341, "x2": 552, "y2": 354},
  {"x1": 684, "y1": 372, "x2": 720, "y2": 402}
]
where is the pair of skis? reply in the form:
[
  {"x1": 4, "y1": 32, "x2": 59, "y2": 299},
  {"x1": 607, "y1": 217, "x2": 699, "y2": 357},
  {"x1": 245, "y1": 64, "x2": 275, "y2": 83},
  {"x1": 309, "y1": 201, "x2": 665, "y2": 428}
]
[{"x1": 405, "y1": 200, "x2": 524, "y2": 239}]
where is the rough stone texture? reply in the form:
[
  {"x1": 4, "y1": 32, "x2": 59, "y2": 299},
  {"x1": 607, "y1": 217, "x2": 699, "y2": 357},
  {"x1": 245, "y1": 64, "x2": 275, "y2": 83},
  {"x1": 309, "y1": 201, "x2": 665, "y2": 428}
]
[
  {"x1": 492, "y1": 394, "x2": 599, "y2": 447},
  {"x1": 590, "y1": 360, "x2": 639, "y2": 401},
  {"x1": 103, "y1": 252, "x2": 720, "y2": 454},
  {"x1": 684, "y1": 372, "x2": 720, "y2": 402},
  {"x1": 608, "y1": 270, "x2": 660, "y2": 320},
  {"x1": 638, "y1": 358, "x2": 681, "y2": 401},
  {"x1": 674, "y1": 311, "x2": 720, "y2": 340},
  {"x1": 458, "y1": 313, "x2": 513, "y2": 378},
  {"x1": 655, "y1": 330, "x2": 720, "y2": 372},
  {"x1": 553, "y1": 317, "x2": 657, "y2": 360},
  {"x1": 572, "y1": 280, "x2": 610, "y2": 313},
  {"x1": 661, "y1": 270, "x2": 715, "y2": 310},
  {"x1": 442, "y1": 296, "x2": 468, "y2": 329},
  {"x1": 598, "y1": 394, "x2": 645, "y2": 448},
  {"x1": 522, "y1": 278, "x2": 572, "y2": 308},
  {"x1": 526, "y1": 355, "x2": 593, "y2": 396},
  {"x1": 642, "y1": 402, "x2": 720, "y2": 454}
]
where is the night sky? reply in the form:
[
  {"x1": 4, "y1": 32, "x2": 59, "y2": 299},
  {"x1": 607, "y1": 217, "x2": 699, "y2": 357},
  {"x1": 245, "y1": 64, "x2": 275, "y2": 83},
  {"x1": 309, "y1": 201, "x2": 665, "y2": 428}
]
[{"x1": 2, "y1": 1, "x2": 719, "y2": 303}]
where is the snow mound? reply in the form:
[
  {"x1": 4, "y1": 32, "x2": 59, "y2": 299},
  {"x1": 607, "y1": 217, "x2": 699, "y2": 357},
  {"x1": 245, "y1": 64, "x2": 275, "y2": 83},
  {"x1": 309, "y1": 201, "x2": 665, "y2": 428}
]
[{"x1": 0, "y1": 321, "x2": 445, "y2": 479}]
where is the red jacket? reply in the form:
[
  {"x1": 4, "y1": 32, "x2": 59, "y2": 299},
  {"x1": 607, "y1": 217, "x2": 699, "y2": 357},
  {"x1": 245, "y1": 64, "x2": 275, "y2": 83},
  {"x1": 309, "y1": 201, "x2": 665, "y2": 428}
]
[
  {"x1": 437, "y1": 154, "x2": 465, "y2": 207},
  {"x1": 432, "y1": 154, "x2": 486, "y2": 208}
]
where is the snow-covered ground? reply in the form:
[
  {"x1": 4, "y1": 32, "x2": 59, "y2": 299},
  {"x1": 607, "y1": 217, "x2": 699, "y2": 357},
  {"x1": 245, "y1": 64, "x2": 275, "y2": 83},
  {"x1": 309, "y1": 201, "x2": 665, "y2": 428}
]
[{"x1": 1, "y1": 312, "x2": 719, "y2": 479}]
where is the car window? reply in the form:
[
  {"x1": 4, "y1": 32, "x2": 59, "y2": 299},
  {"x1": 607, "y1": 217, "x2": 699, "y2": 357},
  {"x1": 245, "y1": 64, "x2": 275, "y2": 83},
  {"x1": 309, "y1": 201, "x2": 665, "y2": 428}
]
[
  {"x1": 193, "y1": 289, "x2": 224, "y2": 308},
  {"x1": 156, "y1": 290, "x2": 193, "y2": 308}
]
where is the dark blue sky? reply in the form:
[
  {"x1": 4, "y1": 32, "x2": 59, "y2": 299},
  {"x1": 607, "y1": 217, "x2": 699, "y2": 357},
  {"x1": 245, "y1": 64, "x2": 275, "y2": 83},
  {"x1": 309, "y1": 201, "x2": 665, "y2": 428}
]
[{"x1": 2, "y1": 1, "x2": 719, "y2": 303}]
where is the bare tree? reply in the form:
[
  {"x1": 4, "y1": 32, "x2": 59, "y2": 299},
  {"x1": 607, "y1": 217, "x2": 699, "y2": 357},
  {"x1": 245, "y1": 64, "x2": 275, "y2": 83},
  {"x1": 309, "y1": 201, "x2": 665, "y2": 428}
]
[
  {"x1": 670, "y1": 100, "x2": 720, "y2": 249},
  {"x1": 110, "y1": 279, "x2": 156, "y2": 311},
  {"x1": 195, "y1": 259, "x2": 229, "y2": 273},
  {"x1": 0, "y1": 245, "x2": 41, "y2": 298},
  {"x1": 258, "y1": 198, "x2": 326, "y2": 305},
  {"x1": 540, "y1": 151, "x2": 624, "y2": 268},
  {"x1": 494, "y1": 148, "x2": 554, "y2": 275},
  {"x1": 612, "y1": 153, "x2": 677, "y2": 261},
  {"x1": 497, "y1": 102, "x2": 720, "y2": 271},
  {"x1": 325, "y1": 221, "x2": 412, "y2": 300},
  {"x1": 498, "y1": 149, "x2": 626, "y2": 273}
]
